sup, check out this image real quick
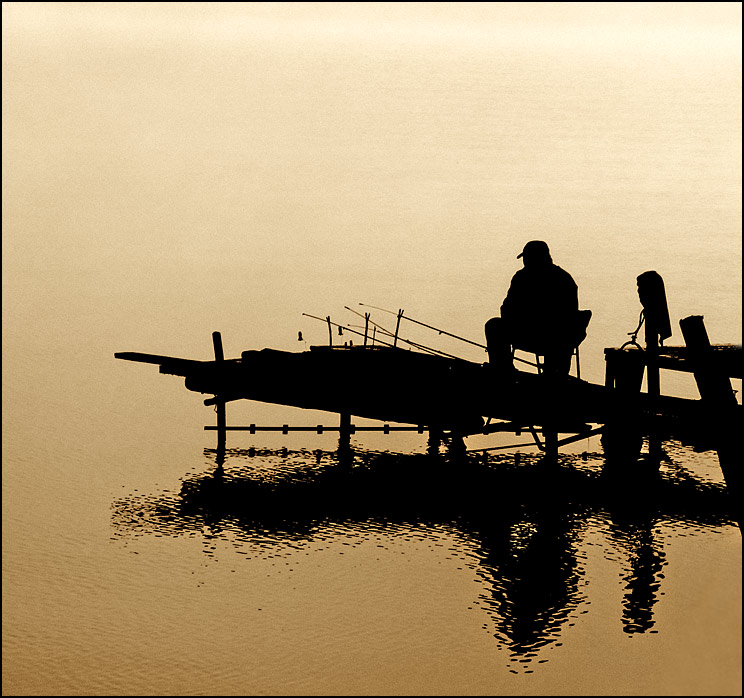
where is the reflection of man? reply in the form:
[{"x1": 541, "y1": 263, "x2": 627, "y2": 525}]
[
  {"x1": 486, "y1": 241, "x2": 586, "y2": 376},
  {"x1": 472, "y1": 506, "x2": 583, "y2": 659}
]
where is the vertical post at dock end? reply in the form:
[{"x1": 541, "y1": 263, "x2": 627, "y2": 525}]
[
  {"x1": 644, "y1": 319, "x2": 663, "y2": 466},
  {"x1": 212, "y1": 331, "x2": 226, "y2": 465},
  {"x1": 680, "y1": 315, "x2": 740, "y2": 503},
  {"x1": 637, "y1": 271, "x2": 669, "y2": 467}
]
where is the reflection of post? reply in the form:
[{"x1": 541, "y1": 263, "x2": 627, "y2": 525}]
[
  {"x1": 680, "y1": 315, "x2": 739, "y2": 500},
  {"x1": 215, "y1": 443, "x2": 226, "y2": 469},
  {"x1": 212, "y1": 331, "x2": 226, "y2": 458},
  {"x1": 617, "y1": 521, "x2": 665, "y2": 634},
  {"x1": 427, "y1": 425, "x2": 442, "y2": 455}
]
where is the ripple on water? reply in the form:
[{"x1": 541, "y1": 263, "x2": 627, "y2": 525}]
[{"x1": 108, "y1": 443, "x2": 738, "y2": 676}]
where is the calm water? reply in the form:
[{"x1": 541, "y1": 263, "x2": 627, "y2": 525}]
[{"x1": 3, "y1": 3, "x2": 741, "y2": 695}]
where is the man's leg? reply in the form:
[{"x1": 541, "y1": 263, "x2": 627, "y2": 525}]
[
  {"x1": 543, "y1": 348, "x2": 572, "y2": 377},
  {"x1": 484, "y1": 317, "x2": 514, "y2": 374}
]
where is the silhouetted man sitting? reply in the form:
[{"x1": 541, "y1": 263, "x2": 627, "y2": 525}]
[{"x1": 485, "y1": 241, "x2": 589, "y2": 378}]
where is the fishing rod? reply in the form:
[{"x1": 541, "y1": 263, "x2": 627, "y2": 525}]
[
  {"x1": 347, "y1": 305, "x2": 407, "y2": 349},
  {"x1": 358, "y1": 303, "x2": 488, "y2": 350},
  {"x1": 343, "y1": 306, "x2": 464, "y2": 360},
  {"x1": 302, "y1": 312, "x2": 464, "y2": 361},
  {"x1": 345, "y1": 322, "x2": 462, "y2": 360},
  {"x1": 303, "y1": 312, "x2": 425, "y2": 354},
  {"x1": 357, "y1": 302, "x2": 539, "y2": 368},
  {"x1": 344, "y1": 305, "x2": 394, "y2": 344},
  {"x1": 302, "y1": 313, "x2": 396, "y2": 349}
]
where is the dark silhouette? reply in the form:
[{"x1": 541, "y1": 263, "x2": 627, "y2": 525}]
[
  {"x1": 486, "y1": 241, "x2": 590, "y2": 377},
  {"x1": 468, "y1": 502, "x2": 584, "y2": 663},
  {"x1": 110, "y1": 443, "x2": 734, "y2": 670},
  {"x1": 616, "y1": 518, "x2": 666, "y2": 635}
]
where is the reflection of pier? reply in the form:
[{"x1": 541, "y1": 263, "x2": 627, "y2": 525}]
[{"x1": 110, "y1": 446, "x2": 734, "y2": 664}]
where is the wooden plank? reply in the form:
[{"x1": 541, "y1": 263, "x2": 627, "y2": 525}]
[
  {"x1": 604, "y1": 345, "x2": 742, "y2": 378},
  {"x1": 680, "y1": 315, "x2": 739, "y2": 501},
  {"x1": 114, "y1": 351, "x2": 208, "y2": 366}
]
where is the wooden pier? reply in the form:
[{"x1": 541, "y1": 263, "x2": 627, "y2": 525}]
[
  {"x1": 116, "y1": 271, "x2": 741, "y2": 503},
  {"x1": 605, "y1": 343, "x2": 742, "y2": 381}
]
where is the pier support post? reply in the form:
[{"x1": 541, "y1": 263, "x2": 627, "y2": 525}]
[
  {"x1": 212, "y1": 331, "x2": 226, "y2": 463},
  {"x1": 680, "y1": 315, "x2": 739, "y2": 501},
  {"x1": 602, "y1": 349, "x2": 644, "y2": 463},
  {"x1": 644, "y1": 316, "x2": 663, "y2": 465},
  {"x1": 338, "y1": 411, "x2": 352, "y2": 450},
  {"x1": 637, "y1": 271, "x2": 672, "y2": 467},
  {"x1": 543, "y1": 428, "x2": 558, "y2": 463},
  {"x1": 427, "y1": 426, "x2": 442, "y2": 456},
  {"x1": 541, "y1": 371, "x2": 561, "y2": 465}
]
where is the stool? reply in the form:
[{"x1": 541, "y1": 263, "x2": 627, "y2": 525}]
[{"x1": 510, "y1": 310, "x2": 592, "y2": 379}]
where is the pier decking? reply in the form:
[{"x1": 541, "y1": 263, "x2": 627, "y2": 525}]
[{"x1": 605, "y1": 343, "x2": 742, "y2": 379}]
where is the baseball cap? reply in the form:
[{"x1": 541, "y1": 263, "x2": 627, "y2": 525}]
[{"x1": 517, "y1": 240, "x2": 550, "y2": 259}]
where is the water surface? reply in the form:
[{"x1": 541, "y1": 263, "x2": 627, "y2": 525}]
[{"x1": 3, "y1": 3, "x2": 741, "y2": 695}]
